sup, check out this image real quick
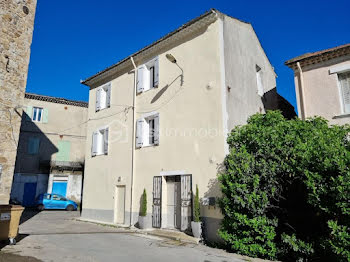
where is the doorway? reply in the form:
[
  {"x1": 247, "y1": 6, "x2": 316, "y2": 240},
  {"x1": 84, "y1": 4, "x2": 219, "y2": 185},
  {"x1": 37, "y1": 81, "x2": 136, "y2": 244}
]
[
  {"x1": 166, "y1": 176, "x2": 181, "y2": 229},
  {"x1": 114, "y1": 186, "x2": 125, "y2": 224}
]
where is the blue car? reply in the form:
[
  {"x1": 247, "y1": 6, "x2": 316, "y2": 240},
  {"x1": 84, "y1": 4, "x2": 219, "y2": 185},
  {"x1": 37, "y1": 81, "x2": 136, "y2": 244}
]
[{"x1": 36, "y1": 193, "x2": 78, "y2": 211}]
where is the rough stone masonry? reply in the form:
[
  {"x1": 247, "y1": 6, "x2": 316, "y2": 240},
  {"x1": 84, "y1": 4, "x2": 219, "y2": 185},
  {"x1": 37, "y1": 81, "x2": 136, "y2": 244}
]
[{"x1": 0, "y1": 0, "x2": 37, "y2": 204}]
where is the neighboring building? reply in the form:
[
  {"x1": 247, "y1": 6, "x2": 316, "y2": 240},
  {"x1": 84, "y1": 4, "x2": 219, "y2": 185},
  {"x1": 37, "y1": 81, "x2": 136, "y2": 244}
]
[
  {"x1": 10, "y1": 93, "x2": 88, "y2": 207},
  {"x1": 0, "y1": 0, "x2": 37, "y2": 204},
  {"x1": 81, "y1": 9, "x2": 293, "y2": 241},
  {"x1": 285, "y1": 43, "x2": 350, "y2": 124}
]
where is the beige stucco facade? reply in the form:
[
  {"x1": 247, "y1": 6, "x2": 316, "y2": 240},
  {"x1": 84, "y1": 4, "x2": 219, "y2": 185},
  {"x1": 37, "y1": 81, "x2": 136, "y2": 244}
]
[
  {"x1": 293, "y1": 55, "x2": 350, "y2": 124},
  {"x1": 82, "y1": 11, "x2": 277, "y2": 241}
]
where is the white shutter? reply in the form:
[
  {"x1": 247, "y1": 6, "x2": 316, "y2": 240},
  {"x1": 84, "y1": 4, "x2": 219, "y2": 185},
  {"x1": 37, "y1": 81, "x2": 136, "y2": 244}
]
[
  {"x1": 106, "y1": 83, "x2": 111, "y2": 108},
  {"x1": 103, "y1": 128, "x2": 109, "y2": 155},
  {"x1": 340, "y1": 72, "x2": 350, "y2": 113},
  {"x1": 136, "y1": 118, "x2": 144, "y2": 148},
  {"x1": 91, "y1": 131, "x2": 98, "y2": 157},
  {"x1": 137, "y1": 66, "x2": 145, "y2": 94},
  {"x1": 154, "y1": 114, "x2": 159, "y2": 145},
  {"x1": 256, "y1": 70, "x2": 264, "y2": 96},
  {"x1": 96, "y1": 88, "x2": 101, "y2": 111},
  {"x1": 154, "y1": 57, "x2": 159, "y2": 87}
]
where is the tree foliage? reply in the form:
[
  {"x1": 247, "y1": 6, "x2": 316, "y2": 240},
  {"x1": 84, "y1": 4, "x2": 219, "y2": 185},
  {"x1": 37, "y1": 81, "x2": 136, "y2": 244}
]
[
  {"x1": 194, "y1": 185, "x2": 201, "y2": 222},
  {"x1": 218, "y1": 111, "x2": 350, "y2": 261},
  {"x1": 140, "y1": 189, "x2": 147, "y2": 217}
]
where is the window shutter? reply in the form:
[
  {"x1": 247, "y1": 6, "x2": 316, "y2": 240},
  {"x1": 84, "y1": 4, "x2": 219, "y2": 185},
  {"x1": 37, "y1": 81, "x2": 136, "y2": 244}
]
[
  {"x1": 96, "y1": 88, "x2": 101, "y2": 111},
  {"x1": 42, "y1": 108, "x2": 49, "y2": 123},
  {"x1": 154, "y1": 114, "x2": 160, "y2": 145},
  {"x1": 154, "y1": 56, "x2": 159, "y2": 87},
  {"x1": 104, "y1": 127, "x2": 109, "y2": 155},
  {"x1": 26, "y1": 106, "x2": 33, "y2": 121},
  {"x1": 91, "y1": 131, "x2": 98, "y2": 157},
  {"x1": 136, "y1": 118, "x2": 144, "y2": 148},
  {"x1": 256, "y1": 70, "x2": 264, "y2": 96},
  {"x1": 340, "y1": 73, "x2": 350, "y2": 113},
  {"x1": 137, "y1": 66, "x2": 145, "y2": 94},
  {"x1": 106, "y1": 83, "x2": 111, "y2": 108}
]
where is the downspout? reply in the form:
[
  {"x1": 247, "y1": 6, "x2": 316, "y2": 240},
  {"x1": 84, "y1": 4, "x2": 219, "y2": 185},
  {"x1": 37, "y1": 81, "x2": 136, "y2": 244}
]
[
  {"x1": 129, "y1": 57, "x2": 137, "y2": 227},
  {"x1": 297, "y1": 62, "x2": 307, "y2": 120}
]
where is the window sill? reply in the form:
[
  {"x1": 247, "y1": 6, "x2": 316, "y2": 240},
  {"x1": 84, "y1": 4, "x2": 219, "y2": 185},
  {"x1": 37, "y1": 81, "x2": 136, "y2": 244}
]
[
  {"x1": 333, "y1": 113, "x2": 350, "y2": 119},
  {"x1": 95, "y1": 106, "x2": 110, "y2": 113}
]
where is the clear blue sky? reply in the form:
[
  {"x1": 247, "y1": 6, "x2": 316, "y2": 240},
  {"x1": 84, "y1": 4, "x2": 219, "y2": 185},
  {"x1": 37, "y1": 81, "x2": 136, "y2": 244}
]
[{"x1": 26, "y1": 0, "x2": 350, "y2": 111}]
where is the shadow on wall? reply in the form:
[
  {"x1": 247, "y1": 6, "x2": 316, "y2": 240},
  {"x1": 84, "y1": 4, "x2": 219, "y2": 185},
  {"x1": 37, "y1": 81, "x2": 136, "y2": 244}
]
[
  {"x1": 10, "y1": 111, "x2": 58, "y2": 207},
  {"x1": 261, "y1": 87, "x2": 297, "y2": 119}
]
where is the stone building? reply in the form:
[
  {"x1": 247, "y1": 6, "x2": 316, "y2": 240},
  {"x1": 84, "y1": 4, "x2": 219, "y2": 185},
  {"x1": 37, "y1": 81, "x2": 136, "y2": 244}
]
[
  {"x1": 0, "y1": 0, "x2": 37, "y2": 204},
  {"x1": 10, "y1": 93, "x2": 88, "y2": 206}
]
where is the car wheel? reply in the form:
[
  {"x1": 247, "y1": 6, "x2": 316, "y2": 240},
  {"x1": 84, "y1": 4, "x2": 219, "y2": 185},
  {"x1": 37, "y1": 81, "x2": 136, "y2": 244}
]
[
  {"x1": 37, "y1": 204, "x2": 44, "y2": 211},
  {"x1": 66, "y1": 205, "x2": 74, "y2": 211}
]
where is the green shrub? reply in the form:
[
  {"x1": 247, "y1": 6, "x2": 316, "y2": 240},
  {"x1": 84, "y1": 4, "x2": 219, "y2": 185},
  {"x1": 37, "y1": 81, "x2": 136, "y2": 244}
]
[
  {"x1": 219, "y1": 111, "x2": 350, "y2": 261},
  {"x1": 140, "y1": 189, "x2": 147, "y2": 217},
  {"x1": 194, "y1": 185, "x2": 200, "y2": 222}
]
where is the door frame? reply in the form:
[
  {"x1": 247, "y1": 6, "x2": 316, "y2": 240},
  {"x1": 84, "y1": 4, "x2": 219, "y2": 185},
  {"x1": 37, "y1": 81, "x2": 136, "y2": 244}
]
[{"x1": 114, "y1": 185, "x2": 126, "y2": 224}]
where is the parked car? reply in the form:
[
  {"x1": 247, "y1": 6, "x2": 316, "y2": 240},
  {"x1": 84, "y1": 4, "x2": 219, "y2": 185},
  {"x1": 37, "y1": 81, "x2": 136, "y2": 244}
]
[{"x1": 36, "y1": 193, "x2": 78, "y2": 211}]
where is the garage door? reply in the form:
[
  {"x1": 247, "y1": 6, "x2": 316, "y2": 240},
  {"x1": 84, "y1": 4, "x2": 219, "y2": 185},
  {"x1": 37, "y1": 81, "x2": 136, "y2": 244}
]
[{"x1": 52, "y1": 181, "x2": 67, "y2": 197}]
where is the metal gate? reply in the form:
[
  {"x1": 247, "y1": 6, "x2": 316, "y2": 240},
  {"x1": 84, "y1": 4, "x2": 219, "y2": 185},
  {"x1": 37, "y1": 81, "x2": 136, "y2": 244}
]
[
  {"x1": 152, "y1": 176, "x2": 162, "y2": 228},
  {"x1": 181, "y1": 175, "x2": 192, "y2": 231}
]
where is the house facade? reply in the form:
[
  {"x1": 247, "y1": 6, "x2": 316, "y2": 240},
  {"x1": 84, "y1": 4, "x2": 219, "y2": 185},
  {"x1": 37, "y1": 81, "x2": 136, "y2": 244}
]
[
  {"x1": 285, "y1": 43, "x2": 350, "y2": 124},
  {"x1": 10, "y1": 93, "x2": 88, "y2": 207},
  {"x1": 0, "y1": 0, "x2": 37, "y2": 204},
  {"x1": 81, "y1": 9, "x2": 289, "y2": 241}
]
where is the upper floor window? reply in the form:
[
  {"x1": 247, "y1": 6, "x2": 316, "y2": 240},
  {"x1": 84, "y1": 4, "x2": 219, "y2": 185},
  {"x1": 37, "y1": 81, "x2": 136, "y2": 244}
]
[
  {"x1": 32, "y1": 107, "x2": 43, "y2": 122},
  {"x1": 96, "y1": 83, "x2": 111, "y2": 112},
  {"x1": 256, "y1": 65, "x2": 264, "y2": 97},
  {"x1": 28, "y1": 137, "x2": 40, "y2": 155},
  {"x1": 136, "y1": 113, "x2": 159, "y2": 148},
  {"x1": 91, "y1": 127, "x2": 109, "y2": 156},
  {"x1": 137, "y1": 56, "x2": 159, "y2": 93},
  {"x1": 339, "y1": 71, "x2": 350, "y2": 114},
  {"x1": 26, "y1": 106, "x2": 48, "y2": 123}
]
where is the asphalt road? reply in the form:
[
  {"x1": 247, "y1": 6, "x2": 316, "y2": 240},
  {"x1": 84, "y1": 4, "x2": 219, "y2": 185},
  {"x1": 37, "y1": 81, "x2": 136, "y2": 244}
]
[{"x1": 1, "y1": 210, "x2": 248, "y2": 262}]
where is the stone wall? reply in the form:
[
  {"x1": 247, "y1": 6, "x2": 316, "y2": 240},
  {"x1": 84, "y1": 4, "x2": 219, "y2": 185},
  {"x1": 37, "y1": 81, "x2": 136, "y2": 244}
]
[{"x1": 0, "y1": 0, "x2": 37, "y2": 204}]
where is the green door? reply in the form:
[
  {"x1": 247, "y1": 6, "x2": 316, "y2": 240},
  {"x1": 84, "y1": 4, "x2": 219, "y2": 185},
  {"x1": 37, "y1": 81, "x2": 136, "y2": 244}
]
[{"x1": 56, "y1": 141, "x2": 71, "y2": 162}]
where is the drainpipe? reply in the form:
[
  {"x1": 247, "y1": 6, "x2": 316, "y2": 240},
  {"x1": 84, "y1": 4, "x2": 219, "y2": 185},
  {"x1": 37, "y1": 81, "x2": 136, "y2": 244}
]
[
  {"x1": 297, "y1": 62, "x2": 307, "y2": 120},
  {"x1": 129, "y1": 56, "x2": 137, "y2": 227}
]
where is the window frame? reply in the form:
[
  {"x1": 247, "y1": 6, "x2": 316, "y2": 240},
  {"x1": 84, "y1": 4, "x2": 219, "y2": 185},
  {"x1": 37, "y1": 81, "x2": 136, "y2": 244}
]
[
  {"x1": 337, "y1": 71, "x2": 350, "y2": 115},
  {"x1": 32, "y1": 107, "x2": 43, "y2": 122},
  {"x1": 92, "y1": 126, "x2": 109, "y2": 157},
  {"x1": 138, "y1": 112, "x2": 159, "y2": 148},
  {"x1": 256, "y1": 65, "x2": 264, "y2": 97},
  {"x1": 96, "y1": 83, "x2": 111, "y2": 112}
]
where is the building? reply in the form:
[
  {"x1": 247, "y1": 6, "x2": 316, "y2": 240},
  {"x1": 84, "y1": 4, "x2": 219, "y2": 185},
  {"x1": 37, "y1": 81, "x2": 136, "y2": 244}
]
[
  {"x1": 0, "y1": 0, "x2": 37, "y2": 204},
  {"x1": 285, "y1": 43, "x2": 350, "y2": 124},
  {"x1": 10, "y1": 93, "x2": 88, "y2": 207},
  {"x1": 81, "y1": 9, "x2": 293, "y2": 241}
]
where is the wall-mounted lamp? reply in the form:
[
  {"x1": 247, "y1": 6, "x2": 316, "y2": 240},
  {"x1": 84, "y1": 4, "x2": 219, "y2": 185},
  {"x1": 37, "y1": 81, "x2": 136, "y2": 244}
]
[{"x1": 166, "y1": 53, "x2": 184, "y2": 86}]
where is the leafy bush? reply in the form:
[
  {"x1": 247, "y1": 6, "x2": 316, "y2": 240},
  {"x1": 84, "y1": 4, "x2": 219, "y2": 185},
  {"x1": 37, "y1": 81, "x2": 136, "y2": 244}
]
[
  {"x1": 140, "y1": 189, "x2": 147, "y2": 217},
  {"x1": 194, "y1": 185, "x2": 200, "y2": 222},
  {"x1": 219, "y1": 111, "x2": 350, "y2": 261}
]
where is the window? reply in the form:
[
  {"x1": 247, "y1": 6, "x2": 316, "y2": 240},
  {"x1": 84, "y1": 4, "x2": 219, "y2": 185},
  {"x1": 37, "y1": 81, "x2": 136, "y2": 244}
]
[
  {"x1": 27, "y1": 137, "x2": 40, "y2": 155},
  {"x1": 96, "y1": 83, "x2": 111, "y2": 112},
  {"x1": 137, "y1": 56, "x2": 159, "y2": 93},
  {"x1": 32, "y1": 107, "x2": 43, "y2": 122},
  {"x1": 338, "y1": 71, "x2": 350, "y2": 114},
  {"x1": 136, "y1": 113, "x2": 159, "y2": 148},
  {"x1": 256, "y1": 65, "x2": 264, "y2": 96},
  {"x1": 91, "y1": 127, "x2": 109, "y2": 156}
]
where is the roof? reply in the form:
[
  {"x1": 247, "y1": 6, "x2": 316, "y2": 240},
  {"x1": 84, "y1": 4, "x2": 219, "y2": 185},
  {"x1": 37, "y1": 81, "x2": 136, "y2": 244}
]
[
  {"x1": 81, "y1": 9, "x2": 252, "y2": 87},
  {"x1": 285, "y1": 43, "x2": 350, "y2": 70},
  {"x1": 25, "y1": 93, "x2": 88, "y2": 108}
]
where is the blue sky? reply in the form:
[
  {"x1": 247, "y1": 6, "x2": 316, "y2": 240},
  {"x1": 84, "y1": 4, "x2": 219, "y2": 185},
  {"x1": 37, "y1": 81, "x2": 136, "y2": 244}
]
[{"x1": 26, "y1": 0, "x2": 350, "y2": 111}]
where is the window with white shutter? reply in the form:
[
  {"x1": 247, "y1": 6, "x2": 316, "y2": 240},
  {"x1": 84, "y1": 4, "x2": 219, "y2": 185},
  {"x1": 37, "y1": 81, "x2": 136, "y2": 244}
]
[
  {"x1": 95, "y1": 83, "x2": 111, "y2": 112},
  {"x1": 91, "y1": 127, "x2": 109, "y2": 157},
  {"x1": 256, "y1": 65, "x2": 264, "y2": 97},
  {"x1": 136, "y1": 113, "x2": 159, "y2": 148},
  {"x1": 137, "y1": 56, "x2": 159, "y2": 94},
  {"x1": 339, "y1": 72, "x2": 350, "y2": 114}
]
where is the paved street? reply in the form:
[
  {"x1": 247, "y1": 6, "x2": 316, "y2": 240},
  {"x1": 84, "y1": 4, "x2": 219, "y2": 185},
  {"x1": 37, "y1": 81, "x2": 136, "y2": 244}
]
[{"x1": 0, "y1": 211, "x2": 248, "y2": 262}]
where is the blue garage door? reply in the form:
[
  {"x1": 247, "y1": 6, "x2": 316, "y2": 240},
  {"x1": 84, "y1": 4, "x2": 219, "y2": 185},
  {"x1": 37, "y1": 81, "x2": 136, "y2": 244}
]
[
  {"x1": 52, "y1": 181, "x2": 67, "y2": 197},
  {"x1": 22, "y1": 182, "x2": 37, "y2": 207}
]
